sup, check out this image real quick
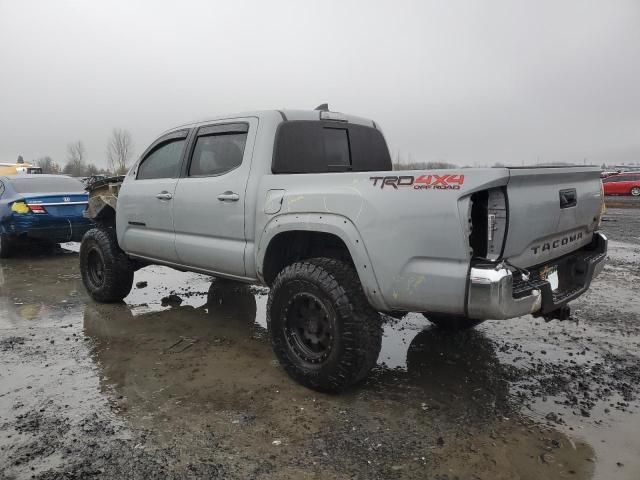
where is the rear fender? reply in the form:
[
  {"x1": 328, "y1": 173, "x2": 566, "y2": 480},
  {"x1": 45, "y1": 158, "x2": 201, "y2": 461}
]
[{"x1": 256, "y1": 213, "x2": 388, "y2": 310}]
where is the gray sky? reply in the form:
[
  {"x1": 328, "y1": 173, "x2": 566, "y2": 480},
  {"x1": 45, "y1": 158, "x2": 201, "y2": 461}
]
[{"x1": 1, "y1": 0, "x2": 639, "y2": 168}]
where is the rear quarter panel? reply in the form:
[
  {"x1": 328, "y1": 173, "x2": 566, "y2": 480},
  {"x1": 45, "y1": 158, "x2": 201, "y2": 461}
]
[{"x1": 254, "y1": 169, "x2": 510, "y2": 313}]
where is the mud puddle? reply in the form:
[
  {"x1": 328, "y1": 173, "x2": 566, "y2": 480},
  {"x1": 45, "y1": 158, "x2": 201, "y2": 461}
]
[{"x1": 0, "y1": 209, "x2": 639, "y2": 479}]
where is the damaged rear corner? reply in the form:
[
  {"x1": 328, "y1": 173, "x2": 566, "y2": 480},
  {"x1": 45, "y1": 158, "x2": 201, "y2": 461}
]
[{"x1": 84, "y1": 176, "x2": 125, "y2": 226}]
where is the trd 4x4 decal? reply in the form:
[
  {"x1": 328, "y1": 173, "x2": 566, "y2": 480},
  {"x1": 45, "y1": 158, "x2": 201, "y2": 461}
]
[{"x1": 369, "y1": 174, "x2": 465, "y2": 190}]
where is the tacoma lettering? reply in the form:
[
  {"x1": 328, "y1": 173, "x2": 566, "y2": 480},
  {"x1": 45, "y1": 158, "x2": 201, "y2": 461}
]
[{"x1": 531, "y1": 232, "x2": 583, "y2": 254}]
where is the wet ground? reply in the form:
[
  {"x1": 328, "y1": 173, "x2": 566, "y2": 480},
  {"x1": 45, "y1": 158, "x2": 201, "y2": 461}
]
[
  {"x1": 604, "y1": 196, "x2": 640, "y2": 210},
  {"x1": 1, "y1": 207, "x2": 639, "y2": 479}
]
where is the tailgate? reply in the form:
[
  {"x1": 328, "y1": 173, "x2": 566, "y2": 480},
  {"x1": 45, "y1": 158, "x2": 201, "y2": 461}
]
[{"x1": 503, "y1": 167, "x2": 603, "y2": 267}]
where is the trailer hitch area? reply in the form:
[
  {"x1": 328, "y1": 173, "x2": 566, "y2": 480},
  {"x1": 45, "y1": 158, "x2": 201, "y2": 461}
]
[{"x1": 536, "y1": 306, "x2": 572, "y2": 322}]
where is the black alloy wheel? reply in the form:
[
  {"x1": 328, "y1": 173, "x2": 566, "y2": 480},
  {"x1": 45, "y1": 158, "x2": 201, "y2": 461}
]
[
  {"x1": 86, "y1": 247, "x2": 106, "y2": 289},
  {"x1": 284, "y1": 292, "x2": 334, "y2": 364}
]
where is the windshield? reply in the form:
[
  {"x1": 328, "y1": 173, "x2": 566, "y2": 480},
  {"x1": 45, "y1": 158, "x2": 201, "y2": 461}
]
[{"x1": 9, "y1": 176, "x2": 85, "y2": 193}]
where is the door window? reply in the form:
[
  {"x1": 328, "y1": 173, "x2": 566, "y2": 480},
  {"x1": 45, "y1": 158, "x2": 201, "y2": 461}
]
[
  {"x1": 189, "y1": 132, "x2": 247, "y2": 177},
  {"x1": 137, "y1": 139, "x2": 186, "y2": 180}
]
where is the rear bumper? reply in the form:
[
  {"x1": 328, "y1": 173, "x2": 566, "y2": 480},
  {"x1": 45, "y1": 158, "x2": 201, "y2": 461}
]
[
  {"x1": 467, "y1": 231, "x2": 607, "y2": 320},
  {"x1": 7, "y1": 216, "x2": 94, "y2": 243}
]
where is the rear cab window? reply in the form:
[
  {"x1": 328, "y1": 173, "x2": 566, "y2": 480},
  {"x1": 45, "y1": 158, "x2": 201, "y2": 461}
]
[
  {"x1": 323, "y1": 128, "x2": 351, "y2": 171},
  {"x1": 272, "y1": 121, "x2": 391, "y2": 174}
]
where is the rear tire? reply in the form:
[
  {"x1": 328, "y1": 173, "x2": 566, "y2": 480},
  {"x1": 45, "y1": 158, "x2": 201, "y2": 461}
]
[
  {"x1": 631, "y1": 187, "x2": 640, "y2": 196},
  {"x1": 80, "y1": 227, "x2": 134, "y2": 303},
  {"x1": 268, "y1": 258, "x2": 382, "y2": 392},
  {"x1": 0, "y1": 233, "x2": 10, "y2": 258},
  {"x1": 422, "y1": 313, "x2": 484, "y2": 331}
]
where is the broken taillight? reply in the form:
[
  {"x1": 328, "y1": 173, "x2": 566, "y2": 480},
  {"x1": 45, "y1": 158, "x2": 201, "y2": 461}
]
[{"x1": 469, "y1": 188, "x2": 508, "y2": 261}]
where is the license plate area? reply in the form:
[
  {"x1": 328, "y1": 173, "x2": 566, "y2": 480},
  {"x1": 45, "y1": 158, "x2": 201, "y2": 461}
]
[{"x1": 540, "y1": 265, "x2": 559, "y2": 292}]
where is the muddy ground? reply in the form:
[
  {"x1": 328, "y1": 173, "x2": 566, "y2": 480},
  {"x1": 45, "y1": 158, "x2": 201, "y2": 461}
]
[{"x1": 1, "y1": 207, "x2": 639, "y2": 480}]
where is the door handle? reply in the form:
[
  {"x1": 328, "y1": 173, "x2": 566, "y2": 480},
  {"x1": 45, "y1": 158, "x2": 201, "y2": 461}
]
[
  {"x1": 217, "y1": 191, "x2": 240, "y2": 202},
  {"x1": 156, "y1": 192, "x2": 173, "y2": 200}
]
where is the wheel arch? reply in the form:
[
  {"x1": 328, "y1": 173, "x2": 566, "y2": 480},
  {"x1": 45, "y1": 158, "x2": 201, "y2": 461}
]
[
  {"x1": 90, "y1": 204, "x2": 116, "y2": 228},
  {"x1": 256, "y1": 213, "x2": 387, "y2": 310}
]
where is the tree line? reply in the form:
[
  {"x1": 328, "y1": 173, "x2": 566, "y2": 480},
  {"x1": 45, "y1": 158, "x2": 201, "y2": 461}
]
[
  {"x1": 30, "y1": 128, "x2": 134, "y2": 178},
  {"x1": 393, "y1": 161, "x2": 458, "y2": 170}
]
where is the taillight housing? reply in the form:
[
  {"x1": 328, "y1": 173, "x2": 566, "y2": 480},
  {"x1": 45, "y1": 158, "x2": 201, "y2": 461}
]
[
  {"x1": 469, "y1": 188, "x2": 508, "y2": 261},
  {"x1": 29, "y1": 204, "x2": 47, "y2": 214},
  {"x1": 10, "y1": 201, "x2": 47, "y2": 214}
]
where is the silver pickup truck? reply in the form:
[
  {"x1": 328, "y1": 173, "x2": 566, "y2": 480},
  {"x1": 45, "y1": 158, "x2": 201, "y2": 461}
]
[{"x1": 80, "y1": 107, "x2": 607, "y2": 392}]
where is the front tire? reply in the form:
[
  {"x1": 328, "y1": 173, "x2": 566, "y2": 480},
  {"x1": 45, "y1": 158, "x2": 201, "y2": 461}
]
[
  {"x1": 631, "y1": 187, "x2": 640, "y2": 196},
  {"x1": 268, "y1": 258, "x2": 382, "y2": 392},
  {"x1": 423, "y1": 313, "x2": 484, "y2": 331},
  {"x1": 80, "y1": 227, "x2": 134, "y2": 303}
]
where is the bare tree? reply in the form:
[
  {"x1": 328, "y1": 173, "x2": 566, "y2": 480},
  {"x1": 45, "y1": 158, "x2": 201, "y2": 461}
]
[
  {"x1": 85, "y1": 163, "x2": 101, "y2": 176},
  {"x1": 106, "y1": 128, "x2": 133, "y2": 175},
  {"x1": 35, "y1": 156, "x2": 61, "y2": 174},
  {"x1": 64, "y1": 141, "x2": 87, "y2": 177},
  {"x1": 67, "y1": 141, "x2": 86, "y2": 163}
]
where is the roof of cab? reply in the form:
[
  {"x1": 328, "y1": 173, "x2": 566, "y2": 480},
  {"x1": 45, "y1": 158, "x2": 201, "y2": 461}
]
[{"x1": 160, "y1": 109, "x2": 377, "y2": 136}]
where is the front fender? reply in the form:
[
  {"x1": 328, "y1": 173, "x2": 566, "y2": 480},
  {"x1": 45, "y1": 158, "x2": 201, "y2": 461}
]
[{"x1": 255, "y1": 213, "x2": 388, "y2": 311}]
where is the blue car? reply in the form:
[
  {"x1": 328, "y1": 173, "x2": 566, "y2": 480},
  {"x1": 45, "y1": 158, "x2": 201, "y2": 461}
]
[{"x1": 0, "y1": 175, "x2": 94, "y2": 257}]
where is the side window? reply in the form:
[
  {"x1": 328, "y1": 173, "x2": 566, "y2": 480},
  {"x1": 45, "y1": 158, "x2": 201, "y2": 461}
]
[
  {"x1": 137, "y1": 139, "x2": 186, "y2": 180},
  {"x1": 189, "y1": 132, "x2": 247, "y2": 177}
]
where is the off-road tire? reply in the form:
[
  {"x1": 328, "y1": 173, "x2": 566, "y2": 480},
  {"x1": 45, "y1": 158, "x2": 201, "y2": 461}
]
[
  {"x1": 268, "y1": 258, "x2": 382, "y2": 392},
  {"x1": 631, "y1": 187, "x2": 640, "y2": 197},
  {"x1": 423, "y1": 313, "x2": 484, "y2": 331},
  {"x1": 0, "y1": 233, "x2": 10, "y2": 258},
  {"x1": 80, "y1": 227, "x2": 134, "y2": 303}
]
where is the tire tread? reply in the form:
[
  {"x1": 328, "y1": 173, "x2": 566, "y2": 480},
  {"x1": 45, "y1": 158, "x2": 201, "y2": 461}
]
[
  {"x1": 80, "y1": 227, "x2": 134, "y2": 303},
  {"x1": 267, "y1": 257, "x2": 382, "y2": 392}
]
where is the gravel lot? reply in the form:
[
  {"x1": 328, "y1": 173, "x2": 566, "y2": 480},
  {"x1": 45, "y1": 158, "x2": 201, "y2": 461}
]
[{"x1": 1, "y1": 206, "x2": 638, "y2": 479}]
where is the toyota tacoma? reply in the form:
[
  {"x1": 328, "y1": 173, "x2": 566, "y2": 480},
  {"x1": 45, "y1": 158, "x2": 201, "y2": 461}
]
[{"x1": 79, "y1": 107, "x2": 607, "y2": 392}]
